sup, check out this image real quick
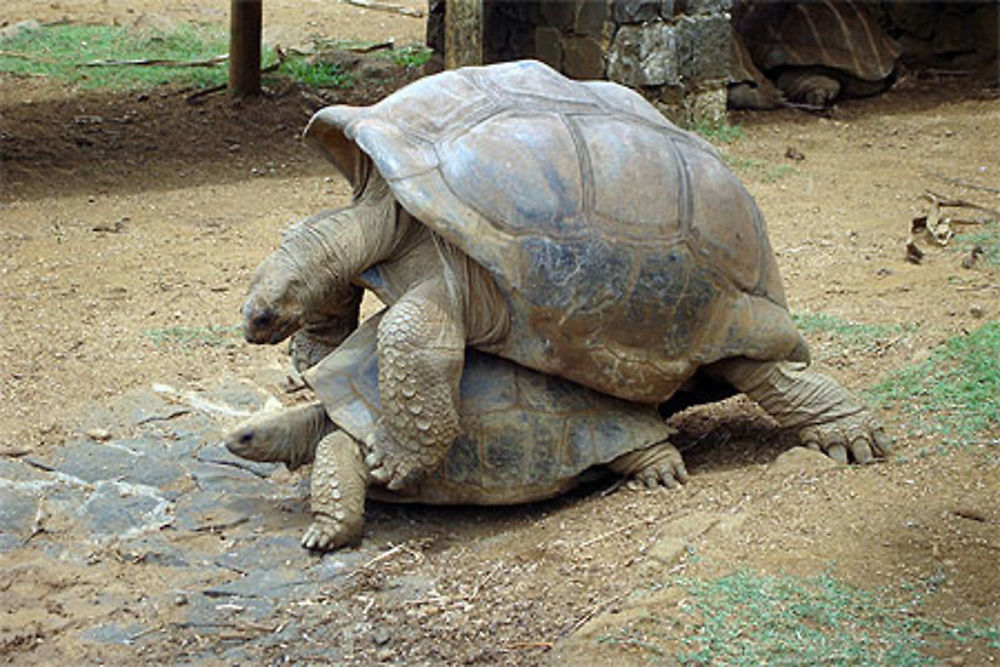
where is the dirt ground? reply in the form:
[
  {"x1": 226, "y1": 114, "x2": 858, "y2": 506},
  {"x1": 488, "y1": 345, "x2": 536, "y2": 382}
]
[{"x1": 2, "y1": 2, "x2": 999, "y2": 665}]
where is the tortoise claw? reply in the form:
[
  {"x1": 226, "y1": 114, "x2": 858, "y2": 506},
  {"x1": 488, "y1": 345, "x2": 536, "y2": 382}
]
[
  {"x1": 302, "y1": 516, "x2": 360, "y2": 552},
  {"x1": 797, "y1": 413, "x2": 892, "y2": 465}
]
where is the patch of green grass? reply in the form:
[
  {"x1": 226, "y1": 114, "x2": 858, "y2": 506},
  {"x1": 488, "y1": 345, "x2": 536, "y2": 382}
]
[
  {"x1": 655, "y1": 570, "x2": 1000, "y2": 665},
  {"x1": 277, "y1": 56, "x2": 355, "y2": 89},
  {"x1": 0, "y1": 23, "x2": 230, "y2": 90},
  {"x1": 953, "y1": 221, "x2": 1000, "y2": 266},
  {"x1": 691, "y1": 118, "x2": 745, "y2": 144},
  {"x1": 871, "y1": 321, "x2": 1000, "y2": 446},
  {"x1": 144, "y1": 325, "x2": 240, "y2": 348},
  {"x1": 387, "y1": 44, "x2": 432, "y2": 69},
  {"x1": 793, "y1": 311, "x2": 917, "y2": 352},
  {"x1": 727, "y1": 155, "x2": 797, "y2": 183}
]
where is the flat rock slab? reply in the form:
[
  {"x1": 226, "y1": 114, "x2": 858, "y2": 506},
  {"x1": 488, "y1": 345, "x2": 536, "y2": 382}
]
[{"x1": 0, "y1": 373, "x2": 381, "y2": 662}]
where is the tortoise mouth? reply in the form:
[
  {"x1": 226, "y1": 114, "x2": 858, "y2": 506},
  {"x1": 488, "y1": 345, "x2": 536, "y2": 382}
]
[{"x1": 241, "y1": 304, "x2": 300, "y2": 345}]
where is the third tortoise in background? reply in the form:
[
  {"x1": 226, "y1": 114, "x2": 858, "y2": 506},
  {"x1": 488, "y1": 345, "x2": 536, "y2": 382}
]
[
  {"x1": 733, "y1": 0, "x2": 901, "y2": 107},
  {"x1": 242, "y1": 60, "x2": 890, "y2": 489}
]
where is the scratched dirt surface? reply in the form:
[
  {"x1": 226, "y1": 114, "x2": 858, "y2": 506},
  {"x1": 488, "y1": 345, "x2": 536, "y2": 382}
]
[{"x1": 2, "y1": 3, "x2": 999, "y2": 665}]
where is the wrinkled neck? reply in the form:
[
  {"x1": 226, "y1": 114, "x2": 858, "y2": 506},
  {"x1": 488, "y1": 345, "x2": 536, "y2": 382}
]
[{"x1": 278, "y1": 172, "x2": 397, "y2": 316}]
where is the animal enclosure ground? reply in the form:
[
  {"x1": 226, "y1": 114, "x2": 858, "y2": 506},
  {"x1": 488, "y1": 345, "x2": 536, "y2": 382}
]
[{"x1": 1, "y1": 3, "x2": 999, "y2": 664}]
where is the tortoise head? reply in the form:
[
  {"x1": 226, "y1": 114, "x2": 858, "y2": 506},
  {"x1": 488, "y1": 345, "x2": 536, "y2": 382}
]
[{"x1": 241, "y1": 250, "x2": 307, "y2": 345}]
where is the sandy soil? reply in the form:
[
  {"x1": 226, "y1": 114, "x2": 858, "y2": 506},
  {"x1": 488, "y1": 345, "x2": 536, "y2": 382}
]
[{"x1": 1, "y1": 2, "x2": 999, "y2": 664}]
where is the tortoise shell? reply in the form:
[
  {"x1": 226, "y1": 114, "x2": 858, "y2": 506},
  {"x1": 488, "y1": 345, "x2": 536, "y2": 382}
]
[
  {"x1": 305, "y1": 60, "x2": 807, "y2": 403},
  {"x1": 736, "y1": 1, "x2": 901, "y2": 82},
  {"x1": 303, "y1": 315, "x2": 676, "y2": 505}
]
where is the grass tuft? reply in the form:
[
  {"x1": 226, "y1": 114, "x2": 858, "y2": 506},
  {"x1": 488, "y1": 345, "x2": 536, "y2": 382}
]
[
  {"x1": 690, "y1": 118, "x2": 745, "y2": 144},
  {"x1": 793, "y1": 311, "x2": 917, "y2": 353},
  {"x1": 144, "y1": 325, "x2": 240, "y2": 348},
  {"x1": 871, "y1": 321, "x2": 1000, "y2": 447},
  {"x1": 0, "y1": 23, "x2": 230, "y2": 90},
  {"x1": 669, "y1": 570, "x2": 1000, "y2": 665},
  {"x1": 953, "y1": 221, "x2": 1000, "y2": 266},
  {"x1": 277, "y1": 56, "x2": 355, "y2": 89},
  {"x1": 387, "y1": 44, "x2": 432, "y2": 68},
  {"x1": 596, "y1": 570, "x2": 1000, "y2": 664},
  {"x1": 726, "y1": 155, "x2": 797, "y2": 183}
]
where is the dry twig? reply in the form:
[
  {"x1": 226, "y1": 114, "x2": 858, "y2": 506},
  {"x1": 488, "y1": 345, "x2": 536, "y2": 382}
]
[
  {"x1": 925, "y1": 171, "x2": 1000, "y2": 196},
  {"x1": 346, "y1": 0, "x2": 425, "y2": 17},
  {"x1": 83, "y1": 54, "x2": 228, "y2": 68}
]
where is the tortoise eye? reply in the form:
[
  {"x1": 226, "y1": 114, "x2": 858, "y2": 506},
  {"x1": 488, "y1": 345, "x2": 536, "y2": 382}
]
[{"x1": 239, "y1": 431, "x2": 254, "y2": 445}]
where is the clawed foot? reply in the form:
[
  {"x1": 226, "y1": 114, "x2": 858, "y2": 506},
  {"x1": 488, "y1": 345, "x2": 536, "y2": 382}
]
[
  {"x1": 363, "y1": 425, "x2": 433, "y2": 492},
  {"x1": 302, "y1": 513, "x2": 363, "y2": 552},
  {"x1": 609, "y1": 442, "x2": 689, "y2": 492},
  {"x1": 626, "y1": 449, "x2": 689, "y2": 491},
  {"x1": 798, "y1": 412, "x2": 892, "y2": 464}
]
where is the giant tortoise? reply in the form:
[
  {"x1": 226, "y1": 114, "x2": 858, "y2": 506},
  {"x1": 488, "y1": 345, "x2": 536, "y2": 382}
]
[
  {"x1": 227, "y1": 315, "x2": 687, "y2": 551},
  {"x1": 241, "y1": 59, "x2": 889, "y2": 490},
  {"x1": 733, "y1": 0, "x2": 901, "y2": 107}
]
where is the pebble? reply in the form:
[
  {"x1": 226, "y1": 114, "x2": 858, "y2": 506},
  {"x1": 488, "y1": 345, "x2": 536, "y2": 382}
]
[
  {"x1": 86, "y1": 428, "x2": 112, "y2": 441},
  {"x1": 372, "y1": 628, "x2": 391, "y2": 646}
]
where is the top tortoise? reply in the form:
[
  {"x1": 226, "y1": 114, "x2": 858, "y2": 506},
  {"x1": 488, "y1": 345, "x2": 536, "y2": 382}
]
[{"x1": 243, "y1": 60, "x2": 889, "y2": 488}]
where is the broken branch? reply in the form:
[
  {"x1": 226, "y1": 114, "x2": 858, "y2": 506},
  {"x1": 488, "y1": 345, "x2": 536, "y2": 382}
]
[
  {"x1": 346, "y1": 0, "x2": 425, "y2": 18},
  {"x1": 923, "y1": 191, "x2": 1000, "y2": 218},
  {"x1": 925, "y1": 171, "x2": 1000, "y2": 196},
  {"x1": 83, "y1": 54, "x2": 229, "y2": 68}
]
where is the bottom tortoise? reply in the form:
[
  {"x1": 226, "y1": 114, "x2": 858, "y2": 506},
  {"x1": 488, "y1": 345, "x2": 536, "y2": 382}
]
[{"x1": 227, "y1": 315, "x2": 688, "y2": 551}]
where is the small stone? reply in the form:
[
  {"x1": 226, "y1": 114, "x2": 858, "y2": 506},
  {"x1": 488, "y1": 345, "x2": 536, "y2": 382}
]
[
  {"x1": 371, "y1": 627, "x2": 391, "y2": 646},
  {"x1": 174, "y1": 594, "x2": 189, "y2": 606},
  {"x1": 86, "y1": 428, "x2": 112, "y2": 441},
  {"x1": 773, "y1": 447, "x2": 839, "y2": 470},
  {"x1": 969, "y1": 305, "x2": 984, "y2": 319}
]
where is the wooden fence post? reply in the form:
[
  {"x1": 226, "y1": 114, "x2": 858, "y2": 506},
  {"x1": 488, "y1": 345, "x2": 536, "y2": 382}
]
[
  {"x1": 229, "y1": 0, "x2": 262, "y2": 96},
  {"x1": 444, "y1": 0, "x2": 483, "y2": 69}
]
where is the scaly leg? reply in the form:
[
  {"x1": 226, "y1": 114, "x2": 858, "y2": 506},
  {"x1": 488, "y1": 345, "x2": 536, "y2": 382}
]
[
  {"x1": 711, "y1": 359, "x2": 891, "y2": 464},
  {"x1": 303, "y1": 430, "x2": 370, "y2": 551},
  {"x1": 366, "y1": 280, "x2": 465, "y2": 491},
  {"x1": 608, "y1": 441, "x2": 689, "y2": 491}
]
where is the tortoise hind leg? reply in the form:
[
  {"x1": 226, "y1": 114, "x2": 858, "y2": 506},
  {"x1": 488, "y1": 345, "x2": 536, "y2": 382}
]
[
  {"x1": 709, "y1": 358, "x2": 892, "y2": 464},
  {"x1": 303, "y1": 430, "x2": 370, "y2": 551},
  {"x1": 608, "y1": 441, "x2": 689, "y2": 490}
]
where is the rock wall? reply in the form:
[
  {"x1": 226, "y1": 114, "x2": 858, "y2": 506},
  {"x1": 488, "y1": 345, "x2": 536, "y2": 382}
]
[{"x1": 426, "y1": 0, "x2": 732, "y2": 126}]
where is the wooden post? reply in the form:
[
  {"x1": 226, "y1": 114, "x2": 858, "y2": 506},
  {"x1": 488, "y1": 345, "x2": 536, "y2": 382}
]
[
  {"x1": 444, "y1": 0, "x2": 484, "y2": 69},
  {"x1": 229, "y1": 0, "x2": 262, "y2": 96}
]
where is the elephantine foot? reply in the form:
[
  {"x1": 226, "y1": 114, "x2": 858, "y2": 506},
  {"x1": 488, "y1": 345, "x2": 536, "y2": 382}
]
[
  {"x1": 714, "y1": 359, "x2": 892, "y2": 466},
  {"x1": 302, "y1": 512, "x2": 363, "y2": 551},
  {"x1": 306, "y1": 431, "x2": 369, "y2": 552},
  {"x1": 608, "y1": 442, "x2": 689, "y2": 491},
  {"x1": 364, "y1": 425, "x2": 435, "y2": 492},
  {"x1": 797, "y1": 410, "x2": 892, "y2": 464}
]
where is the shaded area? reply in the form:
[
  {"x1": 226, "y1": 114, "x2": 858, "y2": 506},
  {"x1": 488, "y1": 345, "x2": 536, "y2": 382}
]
[{"x1": 0, "y1": 69, "x2": 415, "y2": 204}]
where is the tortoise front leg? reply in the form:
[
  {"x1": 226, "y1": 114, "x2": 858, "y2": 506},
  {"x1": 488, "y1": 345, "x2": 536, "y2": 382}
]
[
  {"x1": 303, "y1": 430, "x2": 370, "y2": 551},
  {"x1": 710, "y1": 358, "x2": 892, "y2": 464},
  {"x1": 367, "y1": 280, "x2": 465, "y2": 490}
]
